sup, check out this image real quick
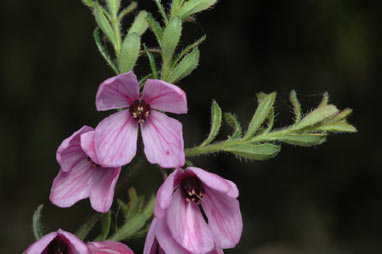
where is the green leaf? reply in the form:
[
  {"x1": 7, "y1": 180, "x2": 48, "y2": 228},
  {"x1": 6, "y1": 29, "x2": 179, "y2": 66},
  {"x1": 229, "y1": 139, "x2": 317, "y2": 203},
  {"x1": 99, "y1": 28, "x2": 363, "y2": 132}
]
[
  {"x1": 275, "y1": 133, "x2": 327, "y2": 147},
  {"x1": 99, "y1": 212, "x2": 111, "y2": 241},
  {"x1": 144, "y1": 45, "x2": 159, "y2": 79},
  {"x1": 128, "y1": 11, "x2": 149, "y2": 36},
  {"x1": 224, "y1": 113, "x2": 242, "y2": 140},
  {"x1": 244, "y1": 92, "x2": 277, "y2": 139},
  {"x1": 224, "y1": 143, "x2": 280, "y2": 160},
  {"x1": 93, "y1": 28, "x2": 119, "y2": 74},
  {"x1": 326, "y1": 108, "x2": 353, "y2": 123},
  {"x1": 119, "y1": 33, "x2": 141, "y2": 73},
  {"x1": 289, "y1": 90, "x2": 302, "y2": 123},
  {"x1": 167, "y1": 48, "x2": 199, "y2": 83},
  {"x1": 147, "y1": 13, "x2": 163, "y2": 45},
  {"x1": 178, "y1": 0, "x2": 217, "y2": 19},
  {"x1": 294, "y1": 105, "x2": 339, "y2": 130},
  {"x1": 94, "y1": 3, "x2": 116, "y2": 46},
  {"x1": 161, "y1": 16, "x2": 182, "y2": 78},
  {"x1": 118, "y1": 1, "x2": 137, "y2": 20},
  {"x1": 117, "y1": 199, "x2": 130, "y2": 219},
  {"x1": 109, "y1": 214, "x2": 146, "y2": 241},
  {"x1": 172, "y1": 35, "x2": 206, "y2": 68},
  {"x1": 81, "y1": 0, "x2": 95, "y2": 8},
  {"x1": 170, "y1": 0, "x2": 181, "y2": 19},
  {"x1": 106, "y1": 0, "x2": 120, "y2": 17},
  {"x1": 316, "y1": 120, "x2": 357, "y2": 133},
  {"x1": 142, "y1": 196, "x2": 155, "y2": 220},
  {"x1": 200, "y1": 100, "x2": 222, "y2": 147},
  {"x1": 32, "y1": 204, "x2": 44, "y2": 240},
  {"x1": 318, "y1": 92, "x2": 329, "y2": 108},
  {"x1": 154, "y1": 0, "x2": 169, "y2": 24}
]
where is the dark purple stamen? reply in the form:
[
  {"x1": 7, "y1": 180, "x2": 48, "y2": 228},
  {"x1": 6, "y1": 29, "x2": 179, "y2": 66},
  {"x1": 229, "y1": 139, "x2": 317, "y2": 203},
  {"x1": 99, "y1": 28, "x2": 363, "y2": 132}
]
[
  {"x1": 46, "y1": 237, "x2": 68, "y2": 254},
  {"x1": 130, "y1": 99, "x2": 151, "y2": 123},
  {"x1": 180, "y1": 176, "x2": 205, "y2": 205}
]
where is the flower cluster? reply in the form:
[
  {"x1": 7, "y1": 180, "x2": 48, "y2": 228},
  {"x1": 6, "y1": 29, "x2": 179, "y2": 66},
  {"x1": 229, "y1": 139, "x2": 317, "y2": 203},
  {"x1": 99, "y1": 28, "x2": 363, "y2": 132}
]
[{"x1": 25, "y1": 71, "x2": 242, "y2": 253}]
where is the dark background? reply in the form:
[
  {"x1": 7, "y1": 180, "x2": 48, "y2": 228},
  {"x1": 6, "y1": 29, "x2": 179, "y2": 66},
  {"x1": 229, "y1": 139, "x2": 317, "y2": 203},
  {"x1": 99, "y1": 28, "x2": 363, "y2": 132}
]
[{"x1": 1, "y1": 0, "x2": 381, "y2": 253}]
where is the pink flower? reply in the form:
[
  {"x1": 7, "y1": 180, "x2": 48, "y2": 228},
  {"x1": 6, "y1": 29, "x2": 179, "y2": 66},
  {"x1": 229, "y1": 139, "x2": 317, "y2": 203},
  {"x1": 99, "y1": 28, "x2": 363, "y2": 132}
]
[
  {"x1": 93, "y1": 71, "x2": 187, "y2": 168},
  {"x1": 88, "y1": 241, "x2": 134, "y2": 254},
  {"x1": 23, "y1": 228, "x2": 89, "y2": 254},
  {"x1": 144, "y1": 167, "x2": 242, "y2": 254},
  {"x1": 50, "y1": 126, "x2": 121, "y2": 213}
]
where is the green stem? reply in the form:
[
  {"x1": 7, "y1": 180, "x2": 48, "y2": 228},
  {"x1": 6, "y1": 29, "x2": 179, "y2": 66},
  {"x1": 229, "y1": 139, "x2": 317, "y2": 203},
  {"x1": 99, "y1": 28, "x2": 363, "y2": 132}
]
[{"x1": 110, "y1": 11, "x2": 122, "y2": 56}]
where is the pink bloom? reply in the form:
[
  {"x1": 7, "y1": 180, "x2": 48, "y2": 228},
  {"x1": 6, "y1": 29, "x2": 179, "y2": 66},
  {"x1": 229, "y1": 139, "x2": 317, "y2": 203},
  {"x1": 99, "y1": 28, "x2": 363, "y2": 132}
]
[
  {"x1": 88, "y1": 241, "x2": 134, "y2": 254},
  {"x1": 50, "y1": 126, "x2": 121, "y2": 213},
  {"x1": 93, "y1": 71, "x2": 187, "y2": 168},
  {"x1": 23, "y1": 228, "x2": 89, "y2": 254},
  {"x1": 144, "y1": 167, "x2": 242, "y2": 254}
]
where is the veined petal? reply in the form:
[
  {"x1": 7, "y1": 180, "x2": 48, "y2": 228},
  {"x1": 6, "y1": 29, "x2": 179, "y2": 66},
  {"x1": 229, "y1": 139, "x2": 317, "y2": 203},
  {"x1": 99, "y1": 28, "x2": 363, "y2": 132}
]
[
  {"x1": 96, "y1": 71, "x2": 140, "y2": 111},
  {"x1": 142, "y1": 111, "x2": 185, "y2": 168},
  {"x1": 58, "y1": 229, "x2": 89, "y2": 254},
  {"x1": 166, "y1": 189, "x2": 214, "y2": 253},
  {"x1": 49, "y1": 159, "x2": 93, "y2": 208},
  {"x1": 142, "y1": 79, "x2": 187, "y2": 114},
  {"x1": 155, "y1": 217, "x2": 193, "y2": 254},
  {"x1": 143, "y1": 218, "x2": 159, "y2": 254},
  {"x1": 57, "y1": 125, "x2": 93, "y2": 172},
  {"x1": 81, "y1": 130, "x2": 101, "y2": 165},
  {"x1": 154, "y1": 168, "x2": 184, "y2": 218},
  {"x1": 201, "y1": 187, "x2": 243, "y2": 249},
  {"x1": 95, "y1": 110, "x2": 138, "y2": 167},
  {"x1": 88, "y1": 241, "x2": 134, "y2": 254},
  {"x1": 24, "y1": 231, "x2": 58, "y2": 254},
  {"x1": 90, "y1": 167, "x2": 121, "y2": 213},
  {"x1": 187, "y1": 167, "x2": 239, "y2": 198}
]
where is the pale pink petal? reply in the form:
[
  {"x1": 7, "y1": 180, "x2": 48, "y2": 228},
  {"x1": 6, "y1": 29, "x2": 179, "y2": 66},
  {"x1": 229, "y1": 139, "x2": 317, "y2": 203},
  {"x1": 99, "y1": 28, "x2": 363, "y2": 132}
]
[
  {"x1": 49, "y1": 159, "x2": 93, "y2": 208},
  {"x1": 58, "y1": 229, "x2": 89, "y2": 254},
  {"x1": 210, "y1": 248, "x2": 224, "y2": 254},
  {"x1": 96, "y1": 72, "x2": 139, "y2": 111},
  {"x1": 155, "y1": 217, "x2": 192, "y2": 254},
  {"x1": 201, "y1": 187, "x2": 243, "y2": 249},
  {"x1": 90, "y1": 167, "x2": 121, "y2": 213},
  {"x1": 187, "y1": 167, "x2": 239, "y2": 198},
  {"x1": 88, "y1": 241, "x2": 134, "y2": 254},
  {"x1": 142, "y1": 79, "x2": 187, "y2": 114},
  {"x1": 81, "y1": 130, "x2": 101, "y2": 165},
  {"x1": 57, "y1": 125, "x2": 93, "y2": 172},
  {"x1": 154, "y1": 169, "x2": 184, "y2": 218},
  {"x1": 166, "y1": 189, "x2": 214, "y2": 253},
  {"x1": 141, "y1": 111, "x2": 185, "y2": 168},
  {"x1": 24, "y1": 231, "x2": 57, "y2": 254},
  {"x1": 143, "y1": 218, "x2": 159, "y2": 254},
  {"x1": 95, "y1": 110, "x2": 138, "y2": 167}
]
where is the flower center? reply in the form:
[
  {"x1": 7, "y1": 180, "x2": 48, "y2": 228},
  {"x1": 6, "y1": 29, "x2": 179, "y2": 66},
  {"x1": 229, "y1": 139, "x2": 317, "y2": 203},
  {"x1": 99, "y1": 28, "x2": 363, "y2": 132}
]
[
  {"x1": 180, "y1": 176, "x2": 205, "y2": 205},
  {"x1": 87, "y1": 157, "x2": 100, "y2": 168},
  {"x1": 46, "y1": 237, "x2": 68, "y2": 254},
  {"x1": 130, "y1": 99, "x2": 151, "y2": 123}
]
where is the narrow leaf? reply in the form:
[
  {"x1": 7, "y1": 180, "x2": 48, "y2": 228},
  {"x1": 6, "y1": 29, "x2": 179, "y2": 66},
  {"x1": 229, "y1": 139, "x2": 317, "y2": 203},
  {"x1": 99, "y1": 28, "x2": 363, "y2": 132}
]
[
  {"x1": 294, "y1": 105, "x2": 339, "y2": 130},
  {"x1": 224, "y1": 143, "x2": 280, "y2": 160},
  {"x1": 94, "y1": 3, "x2": 116, "y2": 46},
  {"x1": 154, "y1": 0, "x2": 169, "y2": 24},
  {"x1": 142, "y1": 195, "x2": 155, "y2": 220},
  {"x1": 200, "y1": 100, "x2": 222, "y2": 147},
  {"x1": 167, "y1": 48, "x2": 199, "y2": 83},
  {"x1": 82, "y1": 0, "x2": 95, "y2": 8},
  {"x1": 128, "y1": 11, "x2": 149, "y2": 36},
  {"x1": 318, "y1": 92, "x2": 329, "y2": 108},
  {"x1": 32, "y1": 204, "x2": 44, "y2": 240},
  {"x1": 244, "y1": 92, "x2": 277, "y2": 139},
  {"x1": 224, "y1": 113, "x2": 242, "y2": 140},
  {"x1": 161, "y1": 16, "x2": 182, "y2": 69},
  {"x1": 117, "y1": 199, "x2": 130, "y2": 220},
  {"x1": 100, "y1": 212, "x2": 111, "y2": 240},
  {"x1": 327, "y1": 108, "x2": 353, "y2": 123},
  {"x1": 289, "y1": 90, "x2": 302, "y2": 123},
  {"x1": 109, "y1": 214, "x2": 146, "y2": 241},
  {"x1": 147, "y1": 13, "x2": 163, "y2": 45},
  {"x1": 93, "y1": 28, "x2": 119, "y2": 74},
  {"x1": 119, "y1": 33, "x2": 141, "y2": 73},
  {"x1": 106, "y1": 0, "x2": 120, "y2": 17},
  {"x1": 144, "y1": 45, "x2": 159, "y2": 79},
  {"x1": 172, "y1": 35, "x2": 206, "y2": 68},
  {"x1": 316, "y1": 120, "x2": 357, "y2": 133},
  {"x1": 275, "y1": 133, "x2": 327, "y2": 147},
  {"x1": 118, "y1": 2, "x2": 137, "y2": 20},
  {"x1": 178, "y1": 0, "x2": 217, "y2": 19},
  {"x1": 128, "y1": 187, "x2": 138, "y2": 205}
]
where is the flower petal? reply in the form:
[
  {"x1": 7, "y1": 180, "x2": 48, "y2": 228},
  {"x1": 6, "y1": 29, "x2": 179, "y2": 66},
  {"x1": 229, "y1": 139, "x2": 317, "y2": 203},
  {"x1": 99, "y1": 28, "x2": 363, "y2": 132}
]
[
  {"x1": 142, "y1": 79, "x2": 187, "y2": 114},
  {"x1": 96, "y1": 72, "x2": 140, "y2": 111},
  {"x1": 155, "y1": 217, "x2": 192, "y2": 254},
  {"x1": 49, "y1": 159, "x2": 93, "y2": 208},
  {"x1": 187, "y1": 167, "x2": 239, "y2": 198},
  {"x1": 142, "y1": 111, "x2": 185, "y2": 168},
  {"x1": 88, "y1": 241, "x2": 134, "y2": 254},
  {"x1": 24, "y1": 231, "x2": 58, "y2": 254},
  {"x1": 166, "y1": 189, "x2": 214, "y2": 253},
  {"x1": 154, "y1": 168, "x2": 184, "y2": 218},
  {"x1": 143, "y1": 218, "x2": 159, "y2": 254},
  {"x1": 201, "y1": 187, "x2": 243, "y2": 249},
  {"x1": 81, "y1": 130, "x2": 101, "y2": 165},
  {"x1": 58, "y1": 229, "x2": 90, "y2": 254},
  {"x1": 57, "y1": 125, "x2": 93, "y2": 172},
  {"x1": 90, "y1": 167, "x2": 121, "y2": 213},
  {"x1": 95, "y1": 110, "x2": 138, "y2": 167}
]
